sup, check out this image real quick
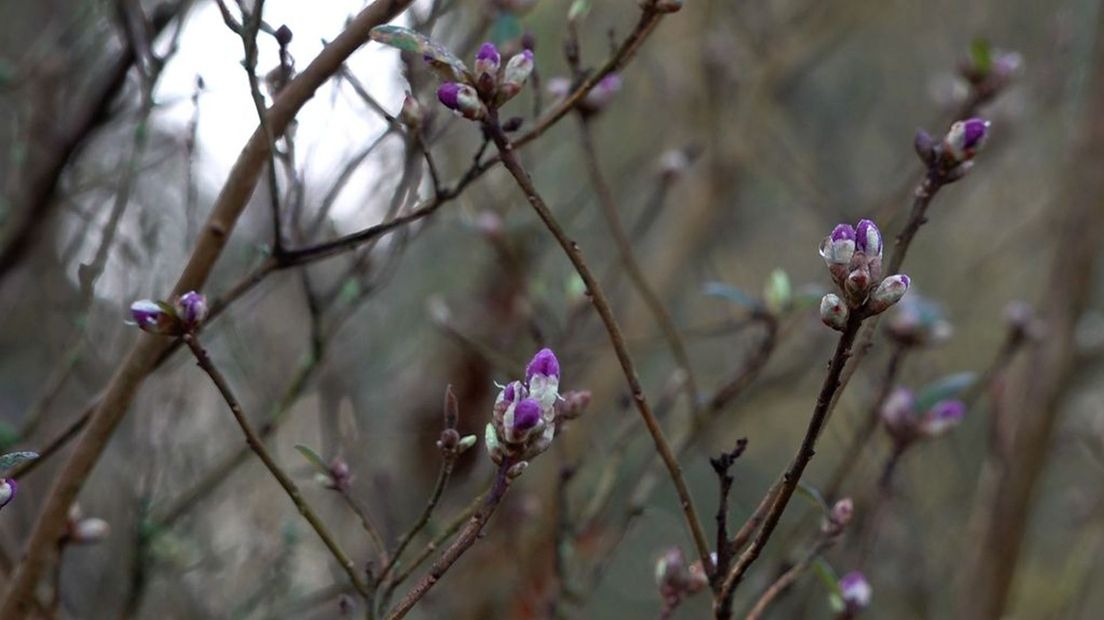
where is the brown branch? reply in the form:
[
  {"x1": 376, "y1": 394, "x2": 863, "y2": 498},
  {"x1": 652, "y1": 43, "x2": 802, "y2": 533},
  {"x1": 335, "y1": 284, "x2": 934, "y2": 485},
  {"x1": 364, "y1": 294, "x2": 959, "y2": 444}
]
[
  {"x1": 0, "y1": 2, "x2": 416, "y2": 614},
  {"x1": 482, "y1": 112, "x2": 714, "y2": 574},
  {"x1": 384, "y1": 462, "x2": 513, "y2": 620},
  {"x1": 181, "y1": 334, "x2": 370, "y2": 598},
  {"x1": 716, "y1": 312, "x2": 865, "y2": 619}
]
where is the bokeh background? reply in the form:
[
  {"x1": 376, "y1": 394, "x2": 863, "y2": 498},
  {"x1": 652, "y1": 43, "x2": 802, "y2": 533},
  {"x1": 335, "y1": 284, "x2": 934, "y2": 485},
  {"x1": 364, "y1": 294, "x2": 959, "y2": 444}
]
[{"x1": 2, "y1": 0, "x2": 1104, "y2": 618}]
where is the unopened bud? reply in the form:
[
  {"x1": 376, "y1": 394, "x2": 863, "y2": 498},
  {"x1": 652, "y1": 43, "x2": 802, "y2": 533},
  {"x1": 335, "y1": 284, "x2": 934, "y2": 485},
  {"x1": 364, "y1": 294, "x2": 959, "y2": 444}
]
[
  {"x1": 820, "y1": 294, "x2": 849, "y2": 331},
  {"x1": 506, "y1": 460, "x2": 529, "y2": 478},
  {"x1": 457, "y1": 434, "x2": 478, "y2": 454},
  {"x1": 71, "y1": 518, "x2": 110, "y2": 544},
  {"x1": 498, "y1": 50, "x2": 534, "y2": 103},
  {"x1": 175, "y1": 291, "x2": 208, "y2": 328},
  {"x1": 274, "y1": 25, "x2": 293, "y2": 46},
  {"x1": 867, "y1": 274, "x2": 911, "y2": 315},
  {"x1": 437, "y1": 82, "x2": 486, "y2": 120},
  {"x1": 0, "y1": 479, "x2": 16, "y2": 511},
  {"x1": 854, "y1": 219, "x2": 882, "y2": 258},
  {"x1": 130, "y1": 300, "x2": 178, "y2": 335},
  {"x1": 918, "y1": 399, "x2": 966, "y2": 438},
  {"x1": 474, "y1": 42, "x2": 501, "y2": 93},
  {"x1": 943, "y1": 118, "x2": 990, "y2": 163},
  {"x1": 839, "y1": 571, "x2": 872, "y2": 611},
  {"x1": 438, "y1": 428, "x2": 460, "y2": 451}
]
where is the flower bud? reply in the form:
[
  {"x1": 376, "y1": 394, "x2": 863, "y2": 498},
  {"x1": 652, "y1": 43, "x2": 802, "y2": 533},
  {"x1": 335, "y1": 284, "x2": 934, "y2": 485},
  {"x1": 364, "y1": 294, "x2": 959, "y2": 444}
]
[
  {"x1": 71, "y1": 517, "x2": 110, "y2": 544},
  {"x1": 919, "y1": 399, "x2": 966, "y2": 438},
  {"x1": 914, "y1": 129, "x2": 936, "y2": 165},
  {"x1": 457, "y1": 434, "x2": 478, "y2": 454},
  {"x1": 887, "y1": 294, "x2": 952, "y2": 347},
  {"x1": 881, "y1": 387, "x2": 917, "y2": 444},
  {"x1": 580, "y1": 74, "x2": 622, "y2": 113},
  {"x1": 175, "y1": 291, "x2": 208, "y2": 327},
  {"x1": 526, "y1": 347, "x2": 561, "y2": 411},
  {"x1": 506, "y1": 460, "x2": 529, "y2": 478},
  {"x1": 526, "y1": 348, "x2": 561, "y2": 383},
  {"x1": 820, "y1": 224, "x2": 856, "y2": 266},
  {"x1": 400, "y1": 92, "x2": 424, "y2": 130},
  {"x1": 556, "y1": 389, "x2": 591, "y2": 419},
  {"x1": 498, "y1": 50, "x2": 534, "y2": 103},
  {"x1": 130, "y1": 300, "x2": 178, "y2": 335},
  {"x1": 839, "y1": 571, "x2": 872, "y2": 611},
  {"x1": 830, "y1": 498, "x2": 854, "y2": 528},
  {"x1": 437, "y1": 82, "x2": 486, "y2": 120},
  {"x1": 275, "y1": 25, "x2": 293, "y2": 47},
  {"x1": 854, "y1": 219, "x2": 882, "y2": 258},
  {"x1": 505, "y1": 398, "x2": 543, "y2": 443},
  {"x1": 943, "y1": 118, "x2": 990, "y2": 163},
  {"x1": 867, "y1": 274, "x2": 911, "y2": 315},
  {"x1": 820, "y1": 294, "x2": 849, "y2": 331},
  {"x1": 0, "y1": 478, "x2": 17, "y2": 511},
  {"x1": 474, "y1": 42, "x2": 501, "y2": 92}
]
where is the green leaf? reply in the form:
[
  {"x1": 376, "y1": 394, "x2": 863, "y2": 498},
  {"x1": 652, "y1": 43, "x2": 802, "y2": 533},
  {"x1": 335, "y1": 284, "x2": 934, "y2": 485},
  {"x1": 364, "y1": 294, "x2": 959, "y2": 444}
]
[
  {"x1": 795, "y1": 481, "x2": 830, "y2": 514},
  {"x1": 370, "y1": 25, "x2": 470, "y2": 83},
  {"x1": 811, "y1": 557, "x2": 843, "y2": 610},
  {"x1": 568, "y1": 0, "x2": 591, "y2": 23},
  {"x1": 0, "y1": 450, "x2": 39, "y2": 471},
  {"x1": 914, "y1": 372, "x2": 976, "y2": 413},
  {"x1": 970, "y1": 38, "x2": 993, "y2": 73},
  {"x1": 293, "y1": 445, "x2": 330, "y2": 475},
  {"x1": 491, "y1": 13, "x2": 523, "y2": 46},
  {"x1": 763, "y1": 269, "x2": 793, "y2": 315},
  {"x1": 703, "y1": 282, "x2": 760, "y2": 309}
]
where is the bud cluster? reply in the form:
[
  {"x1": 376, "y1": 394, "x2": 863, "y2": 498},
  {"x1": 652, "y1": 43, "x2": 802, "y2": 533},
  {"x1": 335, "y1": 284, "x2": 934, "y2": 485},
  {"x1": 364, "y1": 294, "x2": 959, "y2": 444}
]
[
  {"x1": 129, "y1": 290, "x2": 208, "y2": 336},
  {"x1": 914, "y1": 117, "x2": 991, "y2": 182},
  {"x1": 437, "y1": 42, "x2": 535, "y2": 120},
  {"x1": 880, "y1": 387, "x2": 966, "y2": 447},
  {"x1": 485, "y1": 348, "x2": 571, "y2": 469},
  {"x1": 818, "y1": 220, "x2": 910, "y2": 330}
]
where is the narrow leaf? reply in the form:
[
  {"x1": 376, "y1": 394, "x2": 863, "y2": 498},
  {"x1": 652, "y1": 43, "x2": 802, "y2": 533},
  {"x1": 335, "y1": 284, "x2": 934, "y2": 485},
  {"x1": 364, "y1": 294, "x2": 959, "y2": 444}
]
[
  {"x1": 370, "y1": 25, "x2": 470, "y2": 83},
  {"x1": 294, "y1": 445, "x2": 330, "y2": 474},
  {"x1": 0, "y1": 450, "x2": 39, "y2": 471}
]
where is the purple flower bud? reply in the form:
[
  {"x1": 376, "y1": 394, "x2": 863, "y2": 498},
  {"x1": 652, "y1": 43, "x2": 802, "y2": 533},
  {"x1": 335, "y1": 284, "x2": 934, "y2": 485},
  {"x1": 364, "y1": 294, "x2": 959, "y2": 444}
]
[
  {"x1": 919, "y1": 399, "x2": 966, "y2": 438},
  {"x1": 526, "y1": 348, "x2": 561, "y2": 383},
  {"x1": 830, "y1": 498, "x2": 854, "y2": 527},
  {"x1": 175, "y1": 291, "x2": 207, "y2": 326},
  {"x1": 820, "y1": 293, "x2": 849, "y2": 331},
  {"x1": 130, "y1": 300, "x2": 178, "y2": 335},
  {"x1": 437, "y1": 82, "x2": 485, "y2": 120},
  {"x1": 867, "y1": 274, "x2": 911, "y2": 315},
  {"x1": 581, "y1": 74, "x2": 622, "y2": 112},
  {"x1": 512, "y1": 398, "x2": 542, "y2": 433},
  {"x1": 0, "y1": 479, "x2": 17, "y2": 511},
  {"x1": 498, "y1": 50, "x2": 534, "y2": 103},
  {"x1": 820, "y1": 224, "x2": 856, "y2": 271},
  {"x1": 881, "y1": 387, "x2": 917, "y2": 443},
  {"x1": 475, "y1": 42, "x2": 501, "y2": 79},
  {"x1": 854, "y1": 219, "x2": 882, "y2": 258},
  {"x1": 839, "y1": 571, "x2": 872, "y2": 610},
  {"x1": 943, "y1": 118, "x2": 990, "y2": 162}
]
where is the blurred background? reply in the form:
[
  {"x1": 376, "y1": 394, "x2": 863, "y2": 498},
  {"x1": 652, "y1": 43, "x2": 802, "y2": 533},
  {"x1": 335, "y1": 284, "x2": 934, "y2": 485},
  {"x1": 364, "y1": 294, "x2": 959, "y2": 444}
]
[{"x1": 1, "y1": 0, "x2": 1103, "y2": 618}]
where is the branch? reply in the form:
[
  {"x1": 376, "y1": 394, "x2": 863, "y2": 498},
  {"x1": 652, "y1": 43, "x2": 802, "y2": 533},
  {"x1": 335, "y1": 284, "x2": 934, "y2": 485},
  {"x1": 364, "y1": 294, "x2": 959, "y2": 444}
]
[
  {"x1": 0, "y1": 2, "x2": 416, "y2": 614},
  {"x1": 482, "y1": 112, "x2": 714, "y2": 574}
]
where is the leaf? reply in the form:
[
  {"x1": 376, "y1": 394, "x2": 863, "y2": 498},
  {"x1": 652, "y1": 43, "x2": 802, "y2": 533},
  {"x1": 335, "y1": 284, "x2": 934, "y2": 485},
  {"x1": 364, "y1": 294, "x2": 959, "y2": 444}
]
[
  {"x1": 0, "y1": 450, "x2": 39, "y2": 471},
  {"x1": 970, "y1": 38, "x2": 993, "y2": 73},
  {"x1": 294, "y1": 445, "x2": 330, "y2": 475},
  {"x1": 702, "y1": 282, "x2": 760, "y2": 309},
  {"x1": 370, "y1": 25, "x2": 470, "y2": 83},
  {"x1": 914, "y1": 372, "x2": 976, "y2": 413},
  {"x1": 812, "y1": 557, "x2": 844, "y2": 612},
  {"x1": 795, "y1": 481, "x2": 830, "y2": 514}
]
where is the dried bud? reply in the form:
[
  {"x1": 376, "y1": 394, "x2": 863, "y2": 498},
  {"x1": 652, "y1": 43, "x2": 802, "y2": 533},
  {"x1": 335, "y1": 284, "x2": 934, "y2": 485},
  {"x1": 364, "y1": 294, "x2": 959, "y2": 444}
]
[
  {"x1": 557, "y1": 389, "x2": 592, "y2": 419},
  {"x1": 274, "y1": 25, "x2": 293, "y2": 46},
  {"x1": 437, "y1": 428, "x2": 461, "y2": 451},
  {"x1": 0, "y1": 478, "x2": 17, "y2": 511},
  {"x1": 437, "y1": 82, "x2": 486, "y2": 120},
  {"x1": 130, "y1": 300, "x2": 178, "y2": 335},
  {"x1": 652, "y1": 0, "x2": 684, "y2": 13},
  {"x1": 175, "y1": 291, "x2": 208, "y2": 328},
  {"x1": 918, "y1": 399, "x2": 966, "y2": 438},
  {"x1": 943, "y1": 118, "x2": 990, "y2": 163},
  {"x1": 498, "y1": 50, "x2": 534, "y2": 103},
  {"x1": 867, "y1": 275, "x2": 911, "y2": 315},
  {"x1": 400, "y1": 92, "x2": 424, "y2": 130},
  {"x1": 839, "y1": 571, "x2": 872, "y2": 611},
  {"x1": 820, "y1": 294, "x2": 849, "y2": 331},
  {"x1": 71, "y1": 518, "x2": 110, "y2": 544}
]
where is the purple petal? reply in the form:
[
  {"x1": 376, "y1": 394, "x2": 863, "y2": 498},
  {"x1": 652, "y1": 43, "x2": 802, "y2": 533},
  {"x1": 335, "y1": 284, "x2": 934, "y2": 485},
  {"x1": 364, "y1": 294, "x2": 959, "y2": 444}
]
[
  {"x1": 962, "y1": 118, "x2": 989, "y2": 149},
  {"x1": 525, "y1": 347, "x2": 560, "y2": 382},
  {"x1": 512, "y1": 398, "x2": 542, "y2": 431},
  {"x1": 855, "y1": 219, "x2": 882, "y2": 255},
  {"x1": 476, "y1": 42, "x2": 500, "y2": 64},
  {"x1": 437, "y1": 82, "x2": 461, "y2": 110},
  {"x1": 831, "y1": 224, "x2": 856, "y2": 242}
]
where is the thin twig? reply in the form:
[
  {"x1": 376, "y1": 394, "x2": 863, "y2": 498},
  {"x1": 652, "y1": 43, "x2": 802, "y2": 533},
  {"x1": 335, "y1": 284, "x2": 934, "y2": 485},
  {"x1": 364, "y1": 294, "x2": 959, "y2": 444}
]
[
  {"x1": 182, "y1": 333, "x2": 371, "y2": 598},
  {"x1": 483, "y1": 112, "x2": 714, "y2": 574}
]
